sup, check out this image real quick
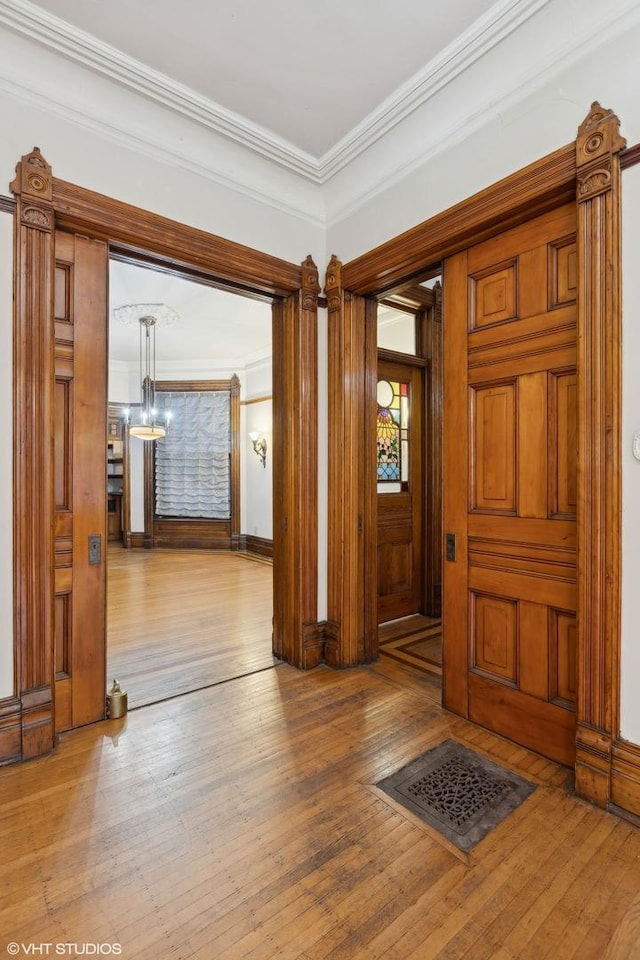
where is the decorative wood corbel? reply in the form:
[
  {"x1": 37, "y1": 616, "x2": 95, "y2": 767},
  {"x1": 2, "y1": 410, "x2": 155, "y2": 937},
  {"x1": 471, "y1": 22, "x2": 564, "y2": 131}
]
[{"x1": 575, "y1": 103, "x2": 626, "y2": 806}]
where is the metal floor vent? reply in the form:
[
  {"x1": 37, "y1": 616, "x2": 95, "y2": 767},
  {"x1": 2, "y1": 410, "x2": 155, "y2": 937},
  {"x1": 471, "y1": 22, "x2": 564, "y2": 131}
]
[{"x1": 376, "y1": 739, "x2": 536, "y2": 852}]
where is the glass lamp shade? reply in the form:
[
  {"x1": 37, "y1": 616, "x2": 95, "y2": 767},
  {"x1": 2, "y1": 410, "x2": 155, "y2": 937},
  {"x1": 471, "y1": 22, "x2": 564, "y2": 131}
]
[{"x1": 129, "y1": 424, "x2": 167, "y2": 441}]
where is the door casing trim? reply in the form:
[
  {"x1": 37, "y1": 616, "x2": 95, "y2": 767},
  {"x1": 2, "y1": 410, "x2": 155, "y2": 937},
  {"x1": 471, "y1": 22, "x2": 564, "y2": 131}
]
[
  {"x1": 325, "y1": 103, "x2": 626, "y2": 812},
  {"x1": 7, "y1": 148, "x2": 320, "y2": 763}
]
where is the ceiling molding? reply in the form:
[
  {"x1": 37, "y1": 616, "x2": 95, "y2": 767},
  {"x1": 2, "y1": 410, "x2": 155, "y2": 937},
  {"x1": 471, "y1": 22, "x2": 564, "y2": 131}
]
[
  {"x1": 0, "y1": 0, "x2": 552, "y2": 183},
  {"x1": 0, "y1": 0, "x2": 322, "y2": 178},
  {"x1": 325, "y1": 0, "x2": 640, "y2": 227},
  {"x1": 317, "y1": 0, "x2": 552, "y2": 180},
  {"x1": 0, "y1": 74, "x2": 326, "y2": 227}
]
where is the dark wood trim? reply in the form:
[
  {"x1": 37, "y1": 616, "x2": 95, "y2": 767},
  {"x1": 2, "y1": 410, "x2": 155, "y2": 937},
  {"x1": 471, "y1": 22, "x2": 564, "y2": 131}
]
[
  {"x1": 128, "y1": 532, "x2": 152, "y2": 549},
  {"x1": 0, "y1": 697, "x2": 22, "y2": 766},
  {"x1": 52, "y1": 178, "x2": 301, "y2": 298},
  {"x1": 245, "y1": 535, "x2": 273, "y2": 559},
  {"x1": 326, "y1": 104, "x2": 628, "y2": 814},
  {"x1": 611, "y1": 739, "x2": 640, "y2": 818},
  {"x1": 9, "y1": 148, "x2": 318, "y2": 762},
  {"x1": 151, "y1": 519, "x2": 234, "y2": 550},
  {"x1": 241, "y1": 395, "x2": 272, "y2": 405},
  {"x1": 0, "y1": 194, "x2": 16, "y2": 213},
  {"x1": 377, "y1": 348, "x2": 428, "y2": 368},
  {"x1": 621, "y1": 143, "x2": 640, "y2": 170},
  {"x1": 420, "y1": 284, "x2": 443, "y2": 617},
  {"x1": 11, "y1": 148, "x2": 56, "y2": 761},
  {"x1": 325, "y1": 257, "x2": 377, "y2": 667},
  {"x1": 272, "y1": 256, "x2": 321, "y2": 668},
  {"x1": 380, "y1": 283, "x2": 436, "y2": 311},
  {"x1": 575, "y1": 103, "x2": 626, "y2": 808},
  {"x1": 155, "y1": 378, "x2": 238, "y2": 392},
  {"x1": 342, "y1": 143, "x2": 576, "y2": 296}
]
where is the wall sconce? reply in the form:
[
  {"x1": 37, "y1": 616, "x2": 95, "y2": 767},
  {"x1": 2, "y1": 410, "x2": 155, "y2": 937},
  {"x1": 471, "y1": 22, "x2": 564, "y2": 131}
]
[{"x1": 249, "y1": 432, "x2": 267, "y2": 468}]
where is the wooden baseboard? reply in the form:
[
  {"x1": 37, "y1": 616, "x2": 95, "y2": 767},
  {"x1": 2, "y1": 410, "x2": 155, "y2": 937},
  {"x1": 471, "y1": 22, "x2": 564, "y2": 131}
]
[
  {"x1": 128, "y1": 532, "x2": 152, "y2": 548},
  {"x1": 302, "y1": 621, "x2": 326, "y2": 667},
  {"x1": 0, "y1": 697, "x2": 22, "y2": 765},
  {"x1": 575, "y1": 723, "x2": 613, "y2": 808},
  {"x1": 244, "y1": 535, "x2": 273, "y2": 559},
  {"x1": 323, "y1": 620, "x2": 342, "y2": 668},
  {"x1": 611, "y1": 739, "x2": 640, "y2": 818}
]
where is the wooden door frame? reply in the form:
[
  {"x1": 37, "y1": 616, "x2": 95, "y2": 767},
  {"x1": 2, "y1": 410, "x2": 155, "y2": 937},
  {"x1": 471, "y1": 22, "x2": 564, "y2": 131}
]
[
  {"x1": 325, "y1": 103, "x2": 627, "y2": 811},
  {"x1": 5, "y1": 147, "x2": 320, "y2": 764}
]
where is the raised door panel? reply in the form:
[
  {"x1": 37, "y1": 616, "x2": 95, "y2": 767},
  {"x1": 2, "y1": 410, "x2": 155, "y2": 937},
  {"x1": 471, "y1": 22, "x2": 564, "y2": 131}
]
[
  {"x1": 471, "y1": 383, "x2": 516, "y2": 513},
  {"x1": 54, "y1": 230, "x2": 108, "y2": 733}
]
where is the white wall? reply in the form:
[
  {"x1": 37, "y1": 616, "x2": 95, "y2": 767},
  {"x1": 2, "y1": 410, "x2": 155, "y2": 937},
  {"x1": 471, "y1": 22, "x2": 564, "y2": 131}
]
[
  {"x1": 0, "y1": 211, "x2": 12, "y2": 698},
  {"x1": 242, "y1": 360, "x2": 273, "y2": 541},
  {"x1": 621, "y1": 163, "x2": 640, "y2": 743},
  {"x1": 327, "y1": 21, "x2": 640, "y2": 260}
]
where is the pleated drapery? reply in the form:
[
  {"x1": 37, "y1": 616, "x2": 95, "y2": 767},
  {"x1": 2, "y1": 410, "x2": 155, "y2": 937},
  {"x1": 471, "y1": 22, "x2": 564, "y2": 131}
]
[{"x1": 154, "y1": 391, "x2": 231, "y2": 519}]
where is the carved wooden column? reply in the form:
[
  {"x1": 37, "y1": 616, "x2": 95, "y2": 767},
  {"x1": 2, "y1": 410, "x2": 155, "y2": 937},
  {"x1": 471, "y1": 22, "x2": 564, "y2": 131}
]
[
  {"x1": 272, "y1": 256, "x2": 321, "y2": 667},
  {"x1": 11, "y1": 148, "x2": 56, "y2": 759},
  {"x1": 325, "y1": 256, "x2": 377, "y2": 667},
  {"x1": 575, "y1": 103, "x2": 626, "y2": 806}
]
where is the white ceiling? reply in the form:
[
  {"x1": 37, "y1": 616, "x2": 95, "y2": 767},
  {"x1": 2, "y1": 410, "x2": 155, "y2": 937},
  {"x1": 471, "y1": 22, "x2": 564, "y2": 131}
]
[
  {"x1": 6, "y1": 0, "x2": 633, "y2": 361},
  {"x1": 109, "y1": 260, "x2": 272, "y2": 366},
  {"x1": 16, "y1": 0, "x2": 501, "y2": 158}
]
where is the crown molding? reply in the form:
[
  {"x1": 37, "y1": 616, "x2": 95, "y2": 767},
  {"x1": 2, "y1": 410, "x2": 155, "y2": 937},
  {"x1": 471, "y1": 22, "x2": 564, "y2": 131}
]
[
  {"x1": 0, "y1": 0, "x2": 552, "y2": 183},
  {"x1": 0, "y1": 0, "x2": 321, "y2": 178},
  {"x1": 317, "y1": 0, "x2": 552, "y2": 180},
  {"x1": 0, "y1": 74, "x2": 326, "y2": 227},
  {"x1": 325, "y1": 0, "x2": 640, "y2": 228}
]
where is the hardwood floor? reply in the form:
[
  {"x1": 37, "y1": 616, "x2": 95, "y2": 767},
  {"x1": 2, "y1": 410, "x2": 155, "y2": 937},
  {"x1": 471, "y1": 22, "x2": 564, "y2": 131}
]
[
  {"x1": 107, "y1": 547, "x2": 275, "y2": 708},
  {"x1": 379, "y1": 614, "x2": 442, "y2": 678},
  {"x1": 1, "y1": 656, "x2": 639, "y2": 958}
]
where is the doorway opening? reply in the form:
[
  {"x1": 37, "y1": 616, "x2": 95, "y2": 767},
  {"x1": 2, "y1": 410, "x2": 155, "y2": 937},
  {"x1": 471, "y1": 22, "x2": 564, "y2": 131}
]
[
  {"x1": 106, "y1": 255, "x2": 276, "y2": 709},
  {"x1": 374, "y1": 271, "x2": 443, "y2": 694}
]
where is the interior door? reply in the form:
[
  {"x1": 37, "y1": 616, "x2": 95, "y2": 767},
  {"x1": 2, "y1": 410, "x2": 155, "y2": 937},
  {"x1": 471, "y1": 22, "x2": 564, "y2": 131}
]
[
  {"x1": 443, "y1": 202, "x2": 577, "y2": 766},
  {"x1": 54, "y1": 230, "x2": 108, "y2": 731},
  {"x1": 376, "y1": 358, "x2": 424, "y2": 623}
]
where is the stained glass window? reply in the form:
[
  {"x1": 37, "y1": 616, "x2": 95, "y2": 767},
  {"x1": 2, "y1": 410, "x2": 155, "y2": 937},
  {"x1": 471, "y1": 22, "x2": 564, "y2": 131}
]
[{"x1": 377, "y1": 379, "x2": 409, "y2": 485}]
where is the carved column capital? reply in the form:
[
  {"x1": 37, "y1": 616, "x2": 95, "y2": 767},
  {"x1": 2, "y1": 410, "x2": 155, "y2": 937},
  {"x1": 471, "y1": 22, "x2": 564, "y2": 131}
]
[
  {"x1": 324, "y1": 255, "x2": 343, "y2": 312},
  {"x1": 301, "y1": 254, "x2": 320, "y2": 311},
  {"x1": 11, "y1": 147, "x2": 54, "y2": 233},
  {"x1": 576, "y1": 103, "x2": 626, "y2": 202}
]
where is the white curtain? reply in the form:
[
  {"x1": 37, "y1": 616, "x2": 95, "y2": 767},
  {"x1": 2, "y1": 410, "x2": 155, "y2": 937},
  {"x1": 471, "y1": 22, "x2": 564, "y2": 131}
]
[{"x1": 154, "y1": 391, "x2": 230, "y2": 519}]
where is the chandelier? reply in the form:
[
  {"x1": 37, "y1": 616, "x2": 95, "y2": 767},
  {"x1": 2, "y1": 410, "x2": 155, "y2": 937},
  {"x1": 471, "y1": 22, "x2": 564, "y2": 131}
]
[{"x1": 113, "y1": 302, "x2": 178, "y2": 441}]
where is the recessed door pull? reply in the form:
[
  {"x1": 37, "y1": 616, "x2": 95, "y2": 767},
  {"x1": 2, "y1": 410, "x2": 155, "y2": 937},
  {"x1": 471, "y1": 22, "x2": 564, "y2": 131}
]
[{"x1": 445, "y1": 533, "x2": 456, "y2": 562}]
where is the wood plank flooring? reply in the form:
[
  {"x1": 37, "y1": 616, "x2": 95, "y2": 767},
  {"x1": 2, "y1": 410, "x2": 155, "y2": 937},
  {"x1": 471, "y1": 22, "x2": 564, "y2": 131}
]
[
  {"x1": 108, "y1": 547, "x2": 275, "y2": 708},
  {"x1": 1, "y1": 657, "x2": 639, "y2": 958}
]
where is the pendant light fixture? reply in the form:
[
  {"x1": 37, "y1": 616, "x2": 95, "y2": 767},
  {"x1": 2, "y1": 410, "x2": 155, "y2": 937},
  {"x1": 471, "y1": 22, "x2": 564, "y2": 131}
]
[{"x1": 113, "y1": 302, "x2": 178, "y2": 441}]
